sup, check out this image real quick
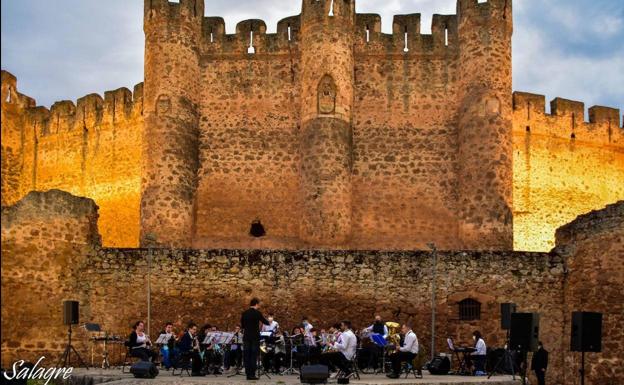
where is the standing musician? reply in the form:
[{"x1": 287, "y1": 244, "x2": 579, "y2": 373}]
[
  {"x1": 157, "y1": 322, "x2": 177, "y2": 369},
  {"x1": 178, "y1": 322, "x2": 203, "y2": 376},
  {"x1": 225, "y1": 325, "x2": 244, "y2": 371},
  {"x1": 128, "y1": 321, "x2": 158, "y2": 362},
  {"x1": 301, "y1": 316, "x2": 314, "y2": 333},
  {"x1": 262, "y1": 313, "x2": 279, "y2": 333},
  {"x1": 364, "y1": 315, "x2": 389, "y2": 338},
  {"x1": 386, "y1": 323, "x2": 418, "y2": 379},
  {"x1": 320, "y1": 321, "x2": 357, "y2": 377},
  {"x1": 240, "y1": 297, "x2": 270, "y2": 380}
]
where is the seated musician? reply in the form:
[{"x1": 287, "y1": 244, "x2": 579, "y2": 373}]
[
  {"x1": 158, "y1": 322, "x2": 177, "y2": 369},
  {"x1": 128, "y1": 321, "x2": 158, "y2": 362},
  {"x1": 320, "y1": 320, "x2": 357, "y2": 377},
  {"x1": 307, "y1": 328, "x2": 322, "y2": 364},
  {"x1": 201, "y1": 324, "x2": 223, "y2": 375},
  {"x1": 178, "y1": 323, "x2": 204, "y2": 376},
  {"x1": 261, "y1": 328, "x2": 286, "y2": 374},
  {"x1": 471, "y1": 330, "x2": 487, "y2": 376},
  {"x1": 386, "y1": 323, "x2": 418, "y2": 379},
  {"x1": 225, "y1": 325, "x2": 243, "y2": 371}
]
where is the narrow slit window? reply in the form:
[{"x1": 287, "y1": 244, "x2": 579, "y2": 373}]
[
  {"x1": 5, "y1": 87, "x2": 12, "y2": 103},
  {"x1": 445, "y1": 28, "x2": 449, "y2": 46},
  {"x1": 248, "y1": 30, "x2": 255, "y2": 54},
  {"x1": 288, "y1": 24, "x2": 292, "y2": 41},
  {"x1": 210, "y1": 28, "x2": 214, "y2": 43},
  {"x1": 366, "y1": 25, "x2": 370, "y2": 43},
  {"x1": 403, "y1": 26, "x2": 409, "y2": 53},
  {"x1": 329, "y1": 0, "x2": 334, "y2": 17}
]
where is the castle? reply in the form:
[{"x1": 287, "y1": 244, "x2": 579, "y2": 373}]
[
  {"x1": 1, "y1": 2, "x2": 624, "y2": 383},
  {"x1": 1, "y1": 0, "x2": 622, "y2": 252}
]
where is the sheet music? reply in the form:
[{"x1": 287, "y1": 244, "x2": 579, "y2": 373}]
[
  {"x1": 217, "y1": 332, "x2": 234, "y2": 344},
  {"x1": 155, "y1": 333, "x2": 171, "y2": 344},
  {"x1": 202, "y1": 331, "x2": 221, "y2": 345}
]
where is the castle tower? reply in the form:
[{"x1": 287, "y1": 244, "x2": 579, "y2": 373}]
[
  {"x1": 299, "y1": 0, "x2": 356, "y2": 246},
  {"x1": 141, "y1": 0, "x2": 204, "y2": 247},
  {"x1": 457, "y1": 0, "x2": 513, "y2": 249}
]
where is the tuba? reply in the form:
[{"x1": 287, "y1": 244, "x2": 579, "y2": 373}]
[{"x1": 385, "y1": 322, "x2": 401, "y2": 348}]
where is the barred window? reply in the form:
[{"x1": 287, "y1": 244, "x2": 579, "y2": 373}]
[{"x1": 459, "y1": 298, "x2": 481, "y2": 321}]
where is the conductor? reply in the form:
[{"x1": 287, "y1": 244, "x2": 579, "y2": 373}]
[{"x1": 240, "y1": 297, "x2": 270, "y2": 380}]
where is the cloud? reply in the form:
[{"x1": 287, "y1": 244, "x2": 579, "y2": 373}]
[{"x1": 1, "y1": 0, "x2": 622, "y2": 112}]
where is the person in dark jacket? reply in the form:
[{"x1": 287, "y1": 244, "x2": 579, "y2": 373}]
[
  {"x1": 531, "y1": 341, "x2": 549, "y2": 385},
  {"x1": 178, "y1": 323, "x2": 204, "y2": 375},
  {"x1": 128, "y1": 321, "x2": 158, "y2": 362},
  {"x1": 240, "y1": 297, "x2": 269, "y2": 380}
]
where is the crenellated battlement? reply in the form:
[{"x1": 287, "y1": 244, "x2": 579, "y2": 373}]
[
  {"x1": 16, "y1": 83, "x2": 144, "y2": 138},
  {"x1": 513, "y1": 91, "x2": 623, "y2": 146},
  {"x1": 144, "y1": 0, "x2": 204, "y2": 21}
]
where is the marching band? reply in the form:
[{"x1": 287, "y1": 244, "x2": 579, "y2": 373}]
[{"x1": 121, "y1": 299, "x2": 487, "y2": 380}]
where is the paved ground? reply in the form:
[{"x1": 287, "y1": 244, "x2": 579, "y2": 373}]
[{"x1": 67, "y1": 369, "x2": 520, "y2": 385}]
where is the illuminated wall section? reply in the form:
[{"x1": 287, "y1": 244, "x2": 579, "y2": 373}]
[{"x1": 512, "y1": 92, "x2": 623, "y2": 251}]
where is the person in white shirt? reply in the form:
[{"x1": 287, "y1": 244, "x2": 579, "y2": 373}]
[
  {"x1": 387, "y1": 324, "x2": 419, "y2": 378},
  {"x1": 471, "y1": 330, "x2": 487, "y2": 375},
  {"x1": 320, "y1": 320, "x2": 357, "y2": 377},
  {"x1": 262, "y1": 313, "x2": 280, "y2": 333},
  {"x1": 301, "y1": 316, "x2": 313, "y2": 333}
]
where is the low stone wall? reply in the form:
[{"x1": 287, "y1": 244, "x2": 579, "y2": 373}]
[{"x1": 2, "y1": 191, "x2": 623, "y2": 385}]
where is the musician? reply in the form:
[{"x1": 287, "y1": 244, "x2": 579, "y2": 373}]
[
  {"x1": 307, "y1": 328, "x2": 322, "y2": 364},
  {"x1": 320, "y1": 320, "x2": 357, "y2": 377},
  {"x1": 158, "y1": 322, "x2": 177, "y2": 369},
  {"x1": 301, "y1": 316, "x2": 313, "y2": 333},
  {"x1": 225, "y1": 325, "x2": 243, "y2": 371},
  {"x1": 178, "y1": 323, "x2": 203, "y2": 376},
  {"x1": 386, "y1": 324, "x2": 418, "y2": 379},
  {"x1": 261, "y1": 328, "x2": 286, "y2": 374},
  {"x1": 365, "y1": 315, "x2": 389, "y2": 338},
  {"x1": 471, "y1": 330, "x2": 487, "y2": 376},
  {"x1": 262, "y1": 313, "x2": 279, "y2": 333},
  {"x1": 240, "y1": 297, "x2": 270, "y2": 380},
  {"x1": 128, "y1": 321, "x2": 158, "y2": 362},
  {"x1": 531, "y1": 341, "x2": 548, "y2": 385},
  {"x1": 200, "y1": 324, "x2": 223, "y2": 375}
]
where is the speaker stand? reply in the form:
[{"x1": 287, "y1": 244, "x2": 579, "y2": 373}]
[
  {"x1": 579, "y1": 351, "x2": 585, "y2": 385},
  {"x1": 57, "y1": 324, "x2": 90, "y2": 369},
  {"x1": 488, "y1": 332, "x2": 516, "y2": 380}
]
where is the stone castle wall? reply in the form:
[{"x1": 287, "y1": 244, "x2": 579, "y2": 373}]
[
  {"x1": 1, "y1": 71, "x2": 143, "y2": 248},
  {"x1": 2, "y1": 0, "x2": 623, "y2": 252},
  {"x1": 556, "y1": 202, "x2": 624, "y2": 384},
  {"x1": 513, "y1": 93, "x2": 624, "y2": 252},
  {"x1": 2, "y1": 190, "x2": 623, "y2": 384}
]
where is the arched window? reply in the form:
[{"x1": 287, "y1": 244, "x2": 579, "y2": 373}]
[{"x1": 458, "y1": 298, "x2": 481, "y2": 321}]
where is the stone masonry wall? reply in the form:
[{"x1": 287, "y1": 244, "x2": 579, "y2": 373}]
[
  {"x1": 0, "y1": 190, "x2": 100, "y2": 366},
  {"x1": 556, "y1": 201, "x2": 624, "y2": 385},
  {"x1": 2, "y1": 1, "x2": 623, "y2": 252},
  {"x1": 513, "y1": 93, "x2": 624, "y2": 252},
  {"x1": 2, "y1": 191, "x2": 624, "y2": 385},
  {"x1": 1, "y1": 70, "x2": 143, "y2": 248}
]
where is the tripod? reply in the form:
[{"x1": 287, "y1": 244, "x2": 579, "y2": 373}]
[{"x1": 58, "y1": 324, "x2": 89, "y2": 369}]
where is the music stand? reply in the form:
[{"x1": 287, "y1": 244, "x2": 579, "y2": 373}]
[
  {"x1": 370, "y1": 334, "x2": 387, "y2": 374},
  {"x1": 281, "y1": 334, "x2": 301, "y2": 376}
]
